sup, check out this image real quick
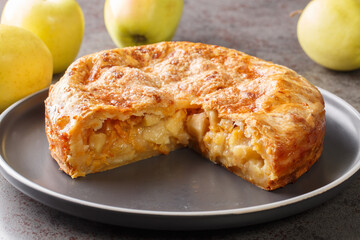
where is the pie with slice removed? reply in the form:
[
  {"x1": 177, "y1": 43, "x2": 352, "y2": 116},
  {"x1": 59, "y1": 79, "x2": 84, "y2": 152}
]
[{"x1": 45, "y1": 41, "x2": 325, "y2": 190}]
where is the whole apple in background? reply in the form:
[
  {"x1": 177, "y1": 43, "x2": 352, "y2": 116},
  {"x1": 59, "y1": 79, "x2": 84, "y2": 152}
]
[
  {"x1": 297, "y1": 0, "x2": 360, "y2": 71},
  {"x1": 104, "y1": 0, "x2": 184, "y2": 48},
  {"x1": 1, "y1": 0, "x2": 84, "y2": 74},
  {"x1": 0, "y1": 24, "x2": 52, "y2": 112}
]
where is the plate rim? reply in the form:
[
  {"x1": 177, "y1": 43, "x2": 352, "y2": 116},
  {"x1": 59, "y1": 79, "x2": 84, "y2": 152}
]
[{"x1": 0, "y1": 87, "x2": 359, "y2": 218}]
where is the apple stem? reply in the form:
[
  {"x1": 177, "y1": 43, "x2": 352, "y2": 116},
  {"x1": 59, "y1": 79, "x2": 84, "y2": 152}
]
[
  {"x1": 289, "y1": 9, "x2": 303, "y2": 17},
  {"x1": 132, "y1": 34, "x2": 147, "y2": 44}
]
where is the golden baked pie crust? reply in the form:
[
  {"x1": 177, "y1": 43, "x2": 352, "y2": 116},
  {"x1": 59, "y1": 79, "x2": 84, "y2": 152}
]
[{"x1": 45, "y1": 41, "x2": 325, "y2": 190}]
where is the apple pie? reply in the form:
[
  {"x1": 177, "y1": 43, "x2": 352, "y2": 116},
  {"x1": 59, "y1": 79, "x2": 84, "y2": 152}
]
[{"x1": 45, "y1": 41, "x2": 325, "y2": 190}]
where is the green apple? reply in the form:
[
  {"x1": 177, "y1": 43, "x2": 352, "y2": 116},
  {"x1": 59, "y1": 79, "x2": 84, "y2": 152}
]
[
  {"x1": 0, "y1": 24, "x2": 52, "y2": 112},
  {"x1": 297, "y1": 0, "x2": 360, "y2": 71},
  {"x1": 1, "y1": 0, "x2": 84, "y2": 74},
  {"x1": 104, "y1": 0, "x2": 184, "y2": 48}
]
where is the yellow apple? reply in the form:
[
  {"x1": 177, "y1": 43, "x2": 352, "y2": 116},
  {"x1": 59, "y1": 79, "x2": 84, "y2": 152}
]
[
  {"x1": 297, "y1": 0, "x2": 360, "y2": 71},
  {"x1": 0, "y1": 24, "x2": 52, "y2": 112},
  {"x1": 1, "y1": 0, "x2": 84, "y2": 74},
  {"x1": 104, "y1": 0, "x2": 184, "y2": 48}
]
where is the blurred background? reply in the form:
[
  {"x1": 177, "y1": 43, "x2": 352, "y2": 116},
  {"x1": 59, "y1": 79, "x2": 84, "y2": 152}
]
[{"x1": 0, "y1": 0, "x2": 359, "y2": 239}]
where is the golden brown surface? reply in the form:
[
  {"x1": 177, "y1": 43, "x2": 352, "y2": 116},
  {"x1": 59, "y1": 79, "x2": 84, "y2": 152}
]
[{"x1": 45, "y1": 41, "x2": 325, "y2": 190}]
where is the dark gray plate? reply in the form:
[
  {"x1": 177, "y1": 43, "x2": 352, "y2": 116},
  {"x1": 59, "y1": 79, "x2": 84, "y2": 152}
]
[{"x1": 0, "y1": 88, "x2": 359, "y2": 230}]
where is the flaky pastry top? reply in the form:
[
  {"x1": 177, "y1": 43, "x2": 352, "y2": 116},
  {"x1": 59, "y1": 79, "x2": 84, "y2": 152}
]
[{"x1": 46, "y1": 42, "x2": 325, "y2": 173}]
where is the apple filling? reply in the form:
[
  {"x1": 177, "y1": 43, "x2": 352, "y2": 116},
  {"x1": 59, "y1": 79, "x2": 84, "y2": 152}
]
[
  {"x1": 67, "y1": 108, "x2": 270, "y2": 186},
  {"x1": 68, "y1": 110, "x2": 190, "y2": 176},
  {"x1": 186, "y1": 110, "x2": 271, "y2": 187}
]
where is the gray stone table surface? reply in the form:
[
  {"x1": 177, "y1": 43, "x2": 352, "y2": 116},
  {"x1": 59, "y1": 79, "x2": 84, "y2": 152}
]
[{"x1": 0, "y1": 0, "x2": 360, "y2": 239}]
